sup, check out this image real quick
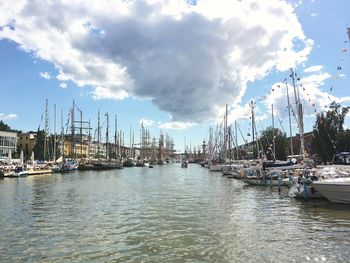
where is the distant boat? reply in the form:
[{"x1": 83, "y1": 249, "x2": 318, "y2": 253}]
[
  {"x1": 8, "y1": 166, "x2": 29, "y2": 178},
  {"x1": 181, "y1": 161, "x2": 188, "y2": 168}
]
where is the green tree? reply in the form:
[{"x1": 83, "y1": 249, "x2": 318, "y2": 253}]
[
  {"x1": 0, "y1": 120, "x2": 12, "y2": 131},
  {"x1": 0, "y1": 120, "x2": 21, "y2": 133},
  {"x1": 312, "y1": 102, "x2": 349, "y2": 163},
  {"x1": 33, "y1": 130, "x2": 45, "y2": 161},
  {"x1": 259, "y1": 127, "x2": 289, "y2": 161}
]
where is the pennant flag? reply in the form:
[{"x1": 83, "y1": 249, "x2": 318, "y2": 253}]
[
  {"x1": 341, "y1": 49, "x2": 347, "y2": 52},
  {"x1": 330, "y1": 86, "x2": 333, "y2": 91},
  {"x1": 347, "y1": 27, "x2": 350, "y2": 43}
]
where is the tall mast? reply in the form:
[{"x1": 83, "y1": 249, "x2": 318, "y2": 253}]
[
  {"x1": 251, "y1": 100, "x2": 255, "y2": 159},
  {"x1": 272, "y1": 104, "x2": 276, "y2": 161},
  {"x1": 97, "y1": 109, "x2": 100, "y2": 158},
  {"x1": 80, "y1": 108, "x2": 83, "y2": 158},
  {"x1": 290, "y1": 68, "x2": 305, "y2": 157},
  {"x1": 224, "y1": 104, "x2": 228, "y2": 161},
  {"x1": 53, "y1": 103, "x2": 56, "y2": 161},
  {"x1": 88, "y1": 119, "x2": 91, "y2": 159},
  {"x1": 44, "y1": 99, "x2": 49, "y2": 161},
  {"x1": 61, "y1": 109, "x2": 64, "y2": 157},
  {"x1": 129, "y1": 126, "x2": 132, "y2": 158},
  {"x1": 72, "y1": 100, "x2": 75, "y2": 159},
  {"x1": 235, "y1": 121, "x2": 239, "y2": 160},
  {"x1": 114, "y1": 114, "x2": 117, "y2": 159},
  {"x1": 285, "y1": 81, "x2": 294, "y2": 157},
  {"x1": 106, "y1": 112, "x2": 109, "y2": 160},
  {"x1": 132, "y1": 129, "x2": 134, "y2": 159}
]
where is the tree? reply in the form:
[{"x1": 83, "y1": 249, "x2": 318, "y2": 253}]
[
  {"x1": 259, "y1": 127, "x2": 289, "y2": 161},
  {"x1": 33, "y1": 130, "x2": 45, "y2": 161},
  {"x1": 0, "y1": 120, "x2": 21, "y2": 133},
  {"x1": 0, "y1": 120, "x2": 12, "y2": 131},
  {"x1": 312, "y1": 102, "x2": 349, "y2": 163}
]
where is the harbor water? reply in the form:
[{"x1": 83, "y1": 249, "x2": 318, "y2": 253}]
[{"x1": 0, "y1": 164, "x2": 349, "y2": 262}]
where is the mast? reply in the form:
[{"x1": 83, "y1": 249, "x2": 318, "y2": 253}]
[
  {"x1": 53, "y1": 103, "x2": 56, "y2": 161},
  {"x1": 72, "y1": 100, "x2": 75, "y2": 159},
  {"x1": 106, "y1": 112, "x2": 109, "y2": 160},
  {"x1": 271, "y1": 104, "x2": 276, "y2": 161},
  {"x1": 224, "y1": 104, "x2": 228, "y2": 162},
  {"x1": 44, "y1": 99, "x2": 49, "y2": 161},
  {"x1": 88, "y1": 119, "x2": 91, "y2": 159},
  {"x1": 235, "y1": 121, "x2": 239, "y2": 160},
  {"x1": 80, "y1": 108, "x2": 83, "y2": 157},
  {"x1": 251, "y1": 100, "x2": 255, "y2": 159},
  {"x1": 129, "y1": 126, "x2": 132, "y2": 158},
  {"x1": 132, "y1": 128, "x2": 134, "y2": 159},
  {"x1": 290, "y1": 68, "x2": 305, "y2": 157},
  {"x1": 61, "y1": 109, "x2": 64, "y2": 158},
  {"x1": 114, "y1": 114, "x2": 117, "y2": 159},
  {"x1": 285, "y1": 81, "x2": 294, "y2": 157},
  {"x1": 97, "y1": 109, "x2": 101, "y2": 158}
]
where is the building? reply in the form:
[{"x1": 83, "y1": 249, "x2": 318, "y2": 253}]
[
  {"x1": 289, "y1": 132, "x2": 314, "y2": 156},
  {"x1": 17, "y1": 132, "x2": 37, "y2": 158},
  {"x1": 0, "y1": 131, "x2": 17, "y2": 157}
]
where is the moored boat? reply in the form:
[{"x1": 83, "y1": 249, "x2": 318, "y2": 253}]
[{"x1": 312, "y1": 177, "x2": 350, "y2": 204}]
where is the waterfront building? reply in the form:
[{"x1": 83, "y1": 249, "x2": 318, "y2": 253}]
[
  {"x1": 64, "y1": 139, "x2": 89, "y2": 158},
  {"x1": 17, "y1": 132, "x2": 36, "y2": 159},
  {"x1": 89, "y1": 141, "x2": 107, "y2": 158},
  {"x1": 0, "y1": 131, "x2": 17, "y2": 157}
]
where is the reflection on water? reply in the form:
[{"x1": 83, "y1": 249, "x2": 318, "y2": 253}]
[{"x1": 0, "y1": 164, "x2": 349, "y2": 262}]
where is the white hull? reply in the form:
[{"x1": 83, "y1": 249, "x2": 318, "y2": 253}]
[
  {"x1": 313, "y1": 177, "x2": 350, "y2": 204},
  {"x1": 241, "y1": 177, "x2": 289, "y2": 186},
  {"x1": 209, "y1": 164, "x2": 226, "y2": 172},
  {"x1": 289, "y1": 185, "x2": 324, "y2": 199}
]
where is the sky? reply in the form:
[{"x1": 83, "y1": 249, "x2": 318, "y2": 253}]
[{"x1": 0, "y1": 0, "x2": 349, "y2": 152}]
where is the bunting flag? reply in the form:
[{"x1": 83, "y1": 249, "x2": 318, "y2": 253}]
[{"x1": 341, "y1": 49, "x2": 347, "y2": 52}]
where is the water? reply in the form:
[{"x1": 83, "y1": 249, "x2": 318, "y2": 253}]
[{"x1": 0, "y1": 164, "x2": 349, "y2": 262}]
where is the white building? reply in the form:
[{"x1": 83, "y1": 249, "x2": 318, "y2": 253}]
[{"x1": 0, "y1": 131, "x2": 17, "y2": 157}]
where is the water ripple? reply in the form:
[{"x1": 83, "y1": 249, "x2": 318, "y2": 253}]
[{"x1": 0, "y1": 165, "x2": 349, "y2": 262}]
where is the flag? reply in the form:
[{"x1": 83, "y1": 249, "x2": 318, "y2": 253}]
[
  {"x1": 337, "y1": 66, "x2": 342, "y2": 70},
  {"x1": 347, "y1": 27, "x2": 350, "y2": 43}
]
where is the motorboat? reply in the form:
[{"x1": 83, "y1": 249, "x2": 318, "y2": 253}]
[{"x1": 312, "y1": 177, "x2": 350, "y2": 204}]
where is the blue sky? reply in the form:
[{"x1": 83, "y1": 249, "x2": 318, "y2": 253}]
[{"x1": 0, "y1": 0, "x2": 349, "y2": 152}]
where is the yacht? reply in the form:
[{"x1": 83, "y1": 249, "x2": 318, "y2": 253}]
[{"x1": 313, "y1": 177, "x2": 350, "y2": 204}]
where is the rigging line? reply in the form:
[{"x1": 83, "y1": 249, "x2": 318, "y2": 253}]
[
  {"x1": 274, "y1": 109, "x2": 286, "y2": 134},
  {"x1": 289, "y1": 106, "x2": 300, "y2": 129},
  {"x1": 236, "y1": 122, "x2": 247, "y2": 145}
]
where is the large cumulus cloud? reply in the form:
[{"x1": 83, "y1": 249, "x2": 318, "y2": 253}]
[{"x1": 0, "y1": 0, "x2": 312, "y2": 123}]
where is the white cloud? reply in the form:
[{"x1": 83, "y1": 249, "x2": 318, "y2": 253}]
[
  {"x1": 39, "y1": 71, "x2": 52, "y2": 79},
  {"x1": 59, "y1": 82, "x2": 67, "y2": 89},
  {"x1": 304, "y1": 65, "x2": 323, "y2": 73},
  {"x1": 310, "y1": 13, "x2": 318, "y2": 17},
  {"x1": 0, "y1": 113, "x2": 18, "y2": 121},
  {"x1": 139, "y1": 118, "x2": 154, "y2": 127},
  {"x1": 159, "y1": 121, "x2": 196, "y2": 129},
  {"x1": 0, "y1": 0, "x2": 313, "y2": 123}
]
